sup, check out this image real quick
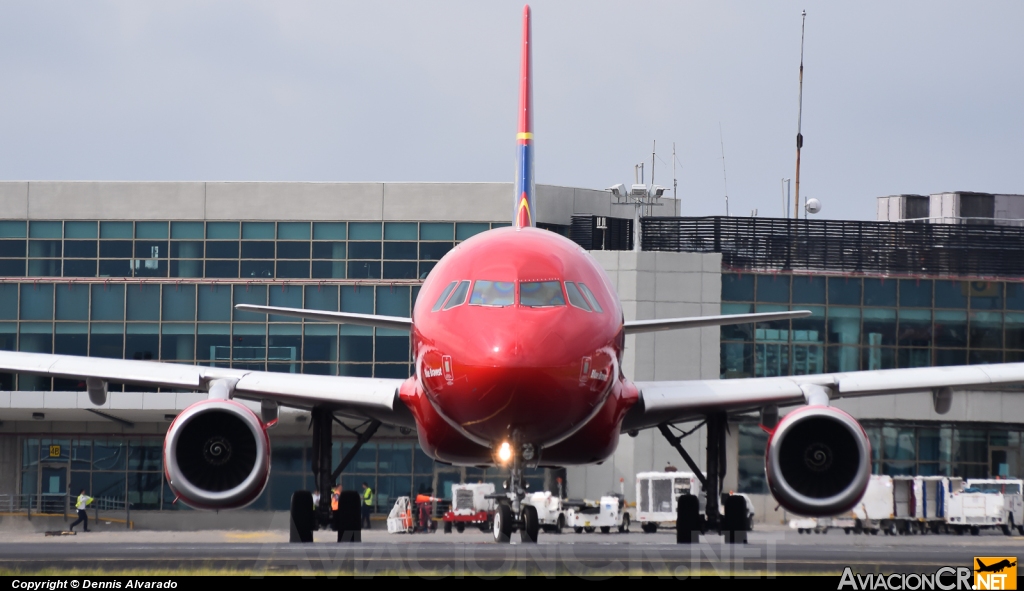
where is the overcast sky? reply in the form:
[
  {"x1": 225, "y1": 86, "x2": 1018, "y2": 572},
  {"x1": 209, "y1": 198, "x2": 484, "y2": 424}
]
[{"x1": 0, "y1": 1, "x2": 1022, "y2": 221}]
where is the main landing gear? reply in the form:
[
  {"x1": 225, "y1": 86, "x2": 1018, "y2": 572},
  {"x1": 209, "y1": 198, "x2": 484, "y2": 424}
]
[
  {"x1": 658, "y1": 412, "x2": 749, "y2": 545},
  {"x1": 289, "y1": 407, "x2": 380, "y2": 543},
  {"x1": 492, "y1": 445, "x2": 540, "y2": 544}
]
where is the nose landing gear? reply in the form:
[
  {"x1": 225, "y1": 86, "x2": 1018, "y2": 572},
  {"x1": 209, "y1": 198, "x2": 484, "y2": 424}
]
[{"x1": 493, "y1": 444, "x2": 540, "y2": 544}]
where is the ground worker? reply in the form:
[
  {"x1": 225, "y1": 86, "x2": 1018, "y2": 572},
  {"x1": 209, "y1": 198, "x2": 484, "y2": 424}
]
[
  {"x1": 69, "y1": 488, "x2": 93, "y2": 532},
  {"x1": 414, "y1": 488, "x2": 439, "y2": 533},
  {"x1": 331, "y1": 485, "x2": 340, "y2": 512},
  {"x1": 360, "y1": 482, "x2": 374, "y2": 529}
]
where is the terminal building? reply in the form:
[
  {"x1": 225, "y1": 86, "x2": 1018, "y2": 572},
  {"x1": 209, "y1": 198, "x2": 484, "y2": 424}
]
[{"x1": 1, "y1": 181, "x2": 1023, "y2": 527}]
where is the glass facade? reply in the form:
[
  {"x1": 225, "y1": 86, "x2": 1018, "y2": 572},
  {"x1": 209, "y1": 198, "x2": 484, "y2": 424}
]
[
  {"x1": 721, "y1": 273, "x2": 1024, "y2": 378},
  {"x1": 737, "y1": 421, "x2": 1024, "y2": 493},
  {"x1": 0, "y1": 220, "x2": 507, "y2": 280}
]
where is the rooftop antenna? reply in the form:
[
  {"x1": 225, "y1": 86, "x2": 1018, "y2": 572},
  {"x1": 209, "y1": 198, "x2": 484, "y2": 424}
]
[
  {"x1": 673, "y1": 142, "x2": 679, "y2": 216},
  {"x1": 719, "y1": 123, "x2": 729, "y2": 217},
  {"x1": 793, "y1": 9, "x2": 807, "y2": 220},
  {"x1": 650, "y1": 140, "x2": 656, "y2": 217}
]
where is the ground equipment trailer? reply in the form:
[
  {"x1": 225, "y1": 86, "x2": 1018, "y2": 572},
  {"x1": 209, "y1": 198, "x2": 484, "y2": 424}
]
[
  {"x1": 891, "y1": 475, "x2": 962, "y2": 534},
  {"x1": 946, "y1": 478, "x2": 1024, "y2": 536},
  {"x1": 635, "y1": 471, "x2": 705, "y2": 533},
  {"x1": 524, "y1": 491, "x2": 567, "y2": 533},
  {"x1": 442, "y1": 483, "x2": 496, "y2": 533},
  {"x1": 566, "y1": 494, "x2": 630, "y2": 533}
]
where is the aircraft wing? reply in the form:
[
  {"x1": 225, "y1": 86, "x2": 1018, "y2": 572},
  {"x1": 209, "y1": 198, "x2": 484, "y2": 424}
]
[
  {"x1": 233, "y1": 304, "x2": 412, "y2": 330},
  {"x1": 0, "y1": 350, "x2": 414, "y2": 428},
  {"x1": 622, "y1": 362, "x2": 1024, "y2": 432},
  {"x1": 623, "y1": 311, "x2": 811, "y2": 335}
]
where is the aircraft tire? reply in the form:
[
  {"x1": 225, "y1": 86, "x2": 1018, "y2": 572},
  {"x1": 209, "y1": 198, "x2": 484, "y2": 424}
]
[
  {"x1": 619, "y1": 514, "x2": 630, "y2": 533},
  {"x1": 722, "y1": 496, "x2": 748, "y2": 544},
  {"x1": 555, "y1": 514, "x2": 565, "y2": 534},
  {"x1": 289, "y1": 491, "x2": 315, "y2": 543},
  {"x1": 456, "y1": 522, "x2": 465, "y2": 533},
  {"x1": 521, "y1": 505, "x2": 540, "y2": 543},
  {"x1": 676, "y1": 494, "x2": 700, "y2": 544},
  {"x1": 493, "y1": 504, "x2": 513, "y2": 543},
  {"x1": 335, "y1": 490, "x2": 362, "y2": 542}
]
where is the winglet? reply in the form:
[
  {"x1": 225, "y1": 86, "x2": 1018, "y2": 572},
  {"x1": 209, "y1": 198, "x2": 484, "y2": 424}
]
[{"x1": 514, "y1": 5, "x2": 535, "y2": 229}]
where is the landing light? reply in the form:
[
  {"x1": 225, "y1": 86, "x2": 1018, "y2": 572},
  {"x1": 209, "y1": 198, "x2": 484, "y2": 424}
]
[{"x1": 497, "y1": 441, "x2": 512, "y2": 464}]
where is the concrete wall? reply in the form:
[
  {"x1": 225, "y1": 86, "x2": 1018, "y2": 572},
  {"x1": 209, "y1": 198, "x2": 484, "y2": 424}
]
[
  {"x1": 0, "y1": 181, "x2": 624, "y2": 224},
  {"x1": 566, "y1": 251, "x2": 723, "y2": 502}
]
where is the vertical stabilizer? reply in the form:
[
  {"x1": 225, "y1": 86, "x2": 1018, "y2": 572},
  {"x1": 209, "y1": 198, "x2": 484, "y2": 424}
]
[{"x1": 514, "y1": 5, "x2": 535, "y2": 229}]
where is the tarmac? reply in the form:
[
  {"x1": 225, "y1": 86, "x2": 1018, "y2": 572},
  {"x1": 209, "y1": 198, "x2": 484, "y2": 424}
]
[{"x1": 2, "y1": 525, "x2": 1024, "y2": 576}]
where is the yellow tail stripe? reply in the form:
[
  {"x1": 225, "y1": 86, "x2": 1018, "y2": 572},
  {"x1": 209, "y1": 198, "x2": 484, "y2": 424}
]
[{"x1": 516, "y1": 132, "x2": 533, "y2": 140}]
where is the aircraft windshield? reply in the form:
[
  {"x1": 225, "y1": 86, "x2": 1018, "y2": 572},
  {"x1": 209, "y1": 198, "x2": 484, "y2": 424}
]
[
  {"x1": 564, "y1": 282, "x2": 592, "y2": 311},
  {"x1": 443, "y1": 280, "x2": 471, "y2": 310},
  {"x1": 577, "y1": 283, "x2": 603, "y2": 313},
  {"x1": 520, "y1": 281, "x2": 565, "y2": 307},
  {"x1": 469, "y1": 280, "x2": 515, "y2": 307},
  {"x1": 431, "y1": 281, "x2": 458, "y2": 312}
]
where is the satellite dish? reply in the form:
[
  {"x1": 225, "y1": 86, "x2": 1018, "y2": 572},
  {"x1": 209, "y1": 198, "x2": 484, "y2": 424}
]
[{"x1": 805, "y1": 198, "x2": 822, "y2": 214}]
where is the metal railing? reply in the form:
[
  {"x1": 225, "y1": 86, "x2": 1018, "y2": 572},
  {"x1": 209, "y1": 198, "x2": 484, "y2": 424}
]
[
  {"x1": 641, "y1": 216, "x2": 1024, "y2": 279},
  {"x1": 0, "y1": 493, "x2": 132, "y2": 528}
]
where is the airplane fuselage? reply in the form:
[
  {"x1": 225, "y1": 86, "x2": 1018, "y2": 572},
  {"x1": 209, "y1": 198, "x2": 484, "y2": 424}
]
[{"x1": 399, "y1": 227, "x2": 639, "y2": 466}]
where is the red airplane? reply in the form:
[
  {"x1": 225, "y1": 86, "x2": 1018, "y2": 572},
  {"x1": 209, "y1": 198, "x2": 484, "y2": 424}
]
[{"x1": 4, "y1": 5, "x2": 1024, "y2": 545}]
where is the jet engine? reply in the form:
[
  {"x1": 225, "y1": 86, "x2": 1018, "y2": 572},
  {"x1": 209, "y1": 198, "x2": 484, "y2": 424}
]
[
  {"x1": 164, "y1": 399, "x2": 270, "y2": 509},
  {"x1": 765, "y1": 405, "x2": 871, "y2": 516}
]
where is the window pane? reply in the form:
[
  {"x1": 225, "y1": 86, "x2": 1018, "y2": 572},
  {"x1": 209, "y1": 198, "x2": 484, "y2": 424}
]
[
  {"x1": 312, "y1": 242, "x2": 345, "y2": 260},
  {"x1": 969, "y1": 281, "x2": 1002, "y2": 310},
  {"x1": 721, "y1": 342, "x2": 753, "y2": 378},
  {"x1": 162, "y1": 284, "x2": 196, "y2": 321},
  {"x1": 0, "y1": 221, "x2": 26, "y2": 238},
  {"x1": 206, "y1": 222, "x2": 239, "y2": 239},
  {"x1": 170, "y1": 221, "x2": 204, "y2": 239},
  {"x1": 64, "y1": 240, "x2": 97, "y2": 258},
  {"x1": 1006, "y1": 312, "x2": 1024, "y2": 350},
  {"x1": 29, "y1": 240, "x2": 62, "y2": 258},
  {"x1": 170, "y1": 241, "x2": 203, "y2": 258},
  {"x1": 304, "y1": 324, "x2": 338, "y2": 362},
  {"x1": 93, "y1": 438, "x2": 127, "y2": 470},
  {"x1": 63, "y1": 259, "x2": 97, "y2": 279},
  {"x1": 0, "y1": 284, "x2": 17, "y2": 320},
  {"x1": 377, "y1": 286, "x2": 410, "y2": 317},
  {"x1": 206, "y1": 241, "x2": 239, "y2": 259},
  {"x1": 755, "y1": 275, "x2": 789, "y2": 303},
  {"x1": 348, "y1": 261, "x2": 381, "y2": 279},
  {"x1": 126, "y1": 284, "x2": 160, "y2": 321},
  {"x1": 100, "y1": 222, "x2": 133, "y2": 239},
  {"x1": 791, "y1": 275, "x2": 825, "y2": 304},
  {"x1": 204, "y1": 260, "x2": 238, "y2": 278},
  {"x1": 0, "y1": 239, "x2": 26, "y2": 257},
  {"x1": 90, "y1": 324, "x2": 123, "y2": 359},
  {"x1": 339, "y1": 326, "x2": 373, "y2": 362},
  {"x1": 99, "y1": 259, "x2": 131, "y2": 277},
  {"x1": 383, "y1": 242, "x2": 417, "y2": 260},
  {"x1": 313, "y1": 222, "x2": 346, "y2": 240},
  {"x1": 241, "y1": 260, "x2": 274, "y2": 278},
  {"x1": 242, "y1": 222, "x2": 274, "y2": 240},
  {"x1": 277, "y1": 261, "x2": 310, "y2": 279},
  {"x1": 935, "y1": 348, "x2": 966, "y2": 366},
  {"x1": 862, "y1": 308, "x2": 896, "y2": 346},
  {"x1": 349, "y1": 222, "x2": 382, "y2": 240},
  {"x1": 126, "y1": 326, "x2": 159, "y2": 360},
  {"x1": 826, "y1": 307, "x2": 860, "y2": 345},
  {"x1": 90, "y1": 284, "x2": 124, "y2": 320},
  {"x1": 341, "y1": 286, "x2": 374, "y2": 314},
  {"x1": 384, "y1": 222, "x2": 417, "y2": 240},
  {"x1": 20, "y1": 284, "x2": 53, "y2": 320},
  {"x1": 269, "y1": 285, "x2": 302, "y2": 321},
  {"x1": 722, "y1": 274, "x2": 754, "y2": 301},
  {"x1": 456, "y1": 223, "x2": 489, "y2": 240},
  {"x1": 304, "y1": 285, "x2": 338, "y2": 311},
  {"x1": 135, "y1": 221, "x2": 168, "y2": 239},
  {"x1": 828, "y1": 277, "x2": 861, "y2": 305},
  {"x1": 383, "y1": 262, "x2": 417, "y2": 279},
  {"x1": 934, "y1": 280, "x2": 967, "y2": 308},
  {"x1": 349, "y1": 242, "x2": 381, "y2": 259},
  {"x1": 969, "y1": 311, "x2": 1002, "y2": 349},
  {"x1": 863, "y1": 278, "x2": 897, "y2": 307},
  {"x1": 443, "y1": 281, "x2": 469, "y2": 310},
  {"x1": 29, "y1": 221, "x2": 62, "y2": 238},
  {"x1": 420, "y1": 242, "x2": 452, "y2": 261},
  {"x1": 521, "y1": 281, "x2": 565, "y2": 307},
  {"x1": 420, "y1": 223, "x2": 453, "y2": 240},
  {"x1": 241, "y1": 241, "x2": 274, "y2": 259},
  {"x1": 897, "y1": 309, "x2": 931, "y2": 346},
  {"x1": 197, "y1": 285, "x2": 231, "y2": 321},
  {"x1": 161, "y1": 326, "x2": 195, "y2": 361},
  {"x1": 196, "y1": 324, "x2": 230, "y2": 363},
  {"x1": 277, "y1": 222, "x2": 310, "y2": 240},
  {"x1": 934, "y1": 310, "x2": 967, "y2": 347},
  {"x1": 233, "y1": 285, "x2": 268, "y2": 321},
  {"x1": 277, "y1": 242, "x2": 310, "y2": 259},
  {"x1": 64, "y1": 221, "x2": 97, "y2": 239},
  {"x1": 54, "y1": 284, "x2": 89, "y2": 321},
  {"x1": 28, "y1": 259, "x2": 61, "y2": 277},
  {"x1": 99, "y1": 241, "x2": 132, "y2": 258},
  {"x1": 471, "y1": 281, "x2": 516, "y2": 307},
  {"x1": 577, "y1": 283, "x2": 604, "y2": 313}
]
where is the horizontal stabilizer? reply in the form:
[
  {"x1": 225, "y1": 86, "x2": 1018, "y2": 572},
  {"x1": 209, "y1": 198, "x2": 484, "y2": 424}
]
[
  {"x1": 234, "y1": 305, "x2": 412, "y2": 330},
  {"x1": 623, "y1": 310, "x2": 811, "y2": 335}
]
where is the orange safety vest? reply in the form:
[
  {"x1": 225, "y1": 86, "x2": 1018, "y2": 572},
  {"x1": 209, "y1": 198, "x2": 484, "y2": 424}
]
[{"x1": 331, "y1": 490, "x2": 339, "y2": 511}]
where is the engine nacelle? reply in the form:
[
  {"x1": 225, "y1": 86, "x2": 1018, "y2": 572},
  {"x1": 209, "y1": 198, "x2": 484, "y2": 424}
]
[
  {"x1": 765, "y1": 405, "x2": 871, "y2": 517},
  {"x1": 164, "y1": 399, "x2": 270, "y2": 510}
]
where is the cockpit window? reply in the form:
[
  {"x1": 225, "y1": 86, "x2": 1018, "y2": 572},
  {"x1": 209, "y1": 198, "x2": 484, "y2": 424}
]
[
  {"x1": 442, "y1": 280, "x2": 471, "y2": 310},
  {"x1": 431, "y1": 281, "x2": 458, "y2": 312},
  {"x1": 564, "y1": 282, "x2": 592, "y2": 311},
  {"x1": 469, "y1": 280, "x2": 515, "y2": 307},
  {"x1": 519, "y1": 281, "x2": 566, "y2": 307},
  {"x1": 577, "y1": 283, "x2": 604, "y2": 313}
]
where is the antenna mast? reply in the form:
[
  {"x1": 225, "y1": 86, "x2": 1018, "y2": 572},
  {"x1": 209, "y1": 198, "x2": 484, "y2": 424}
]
[
  {"x1": 793, "y1": 9, "x2": 806, "y2": 220},
  {"x1": 719, "y1": 123, "x2": 729, "y2": 217},
  {"x1": 650, "y1": 140, "x2": 656, "y2": 217},
  {"x1": 673, "y1": 142, "x2": 678, "y2": 216}
]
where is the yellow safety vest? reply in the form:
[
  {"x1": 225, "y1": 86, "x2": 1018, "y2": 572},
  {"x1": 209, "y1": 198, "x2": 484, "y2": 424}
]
[
  {"x1": 76, "y1": 494, "x2": 93, "y2": 511},
  {"x1": 363, "y1": 488, "x2": 374, "y2": 506}
]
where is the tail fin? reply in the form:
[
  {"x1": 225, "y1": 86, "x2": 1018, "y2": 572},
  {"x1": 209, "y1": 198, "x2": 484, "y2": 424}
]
[{"x1": 514, "y1": 5, "x2": 535, "y2": 229}]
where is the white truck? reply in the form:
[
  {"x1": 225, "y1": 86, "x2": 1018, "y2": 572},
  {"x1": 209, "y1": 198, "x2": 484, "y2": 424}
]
[
  {"x1": 524, "y1": 491, "x2": 567, "y2": 533},
  {"x1": 635, "y1": 471, "x2": 705, "y2": 533},
  {"x1": 946, "y1": 478, "x2": 1024, "y2": 536},
  {"x1": 442, "y1": 483, "x2": 496, "y2": 533},
  {"x1": 566, "y1": 494, "x2": 630, "y2": 534}
]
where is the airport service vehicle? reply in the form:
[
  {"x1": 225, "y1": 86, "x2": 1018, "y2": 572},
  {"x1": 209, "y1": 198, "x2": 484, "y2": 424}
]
[
  {"x1": 635, "y1": 471, "x2": 705, "y2": 533},
  {"x1": 387, "y1": 497, "x2": 415, "y2": 534},
  {"x1": 891, "y1": 476, "x2": 962, "y2": 534},
  {"x1": 443, "y1": 483, "x2": 496, "y2": 533},
  {"x1": 5, "y1": 6, "x2": 1024, "y2": 547},
  {"x1": 946, "y1": 479, "x2": 1024, "y2": 535},
  {"x1": 524, "y1": 491, "x2": 567, "y2": 533},
  {"x1": 567, "y1": 495, "x2": 630, "y2": 534}
]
